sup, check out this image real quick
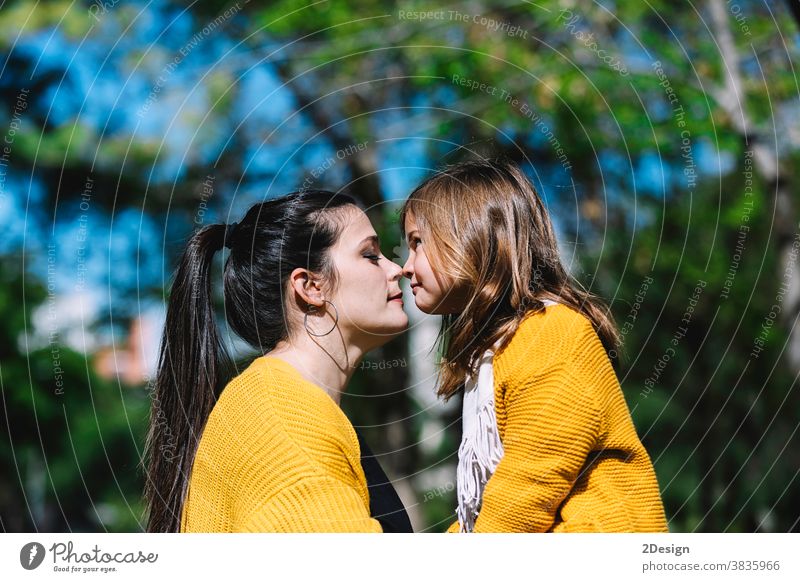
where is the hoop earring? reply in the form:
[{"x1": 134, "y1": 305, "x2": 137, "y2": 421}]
[{"x1": 304, "y1": 299, "x2": 339, "y2": 337}]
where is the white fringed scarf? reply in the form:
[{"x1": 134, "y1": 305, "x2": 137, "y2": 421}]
[{"x1": 456, "y1": 299, "x2": 558, "y2": 532}]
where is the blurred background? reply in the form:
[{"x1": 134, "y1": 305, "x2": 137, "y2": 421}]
[{"x1": 1, "y1": 0, "x2": 799, "y2": 533}]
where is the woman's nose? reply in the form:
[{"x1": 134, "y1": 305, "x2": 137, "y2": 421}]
[{"x1": 387, "y1": 259, "x2": 404, "y2": 281}]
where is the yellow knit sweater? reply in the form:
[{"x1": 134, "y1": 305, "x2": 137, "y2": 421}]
[
  {"x1": 180, "y1": 356, "x2": 382, "y2": 532},
  {"x1": 448, "y1": 304, "x2": 669, "y2": 533}
]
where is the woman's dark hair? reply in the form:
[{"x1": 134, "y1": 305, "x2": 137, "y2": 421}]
[{"x1": 143, "y1": 189, "x2": 359, "y2": 532}]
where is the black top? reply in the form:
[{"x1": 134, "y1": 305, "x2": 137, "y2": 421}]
[{"x1": 355, "y1": 429, "x2": 414, "y2": 533}]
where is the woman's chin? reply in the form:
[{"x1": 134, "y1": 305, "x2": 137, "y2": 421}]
[
  {"x1": 369, "y1": 313, "x2": 410, "y2": 338},
  {"x1": 390, "y1": 313, "x2": 410, "y2": 333}
]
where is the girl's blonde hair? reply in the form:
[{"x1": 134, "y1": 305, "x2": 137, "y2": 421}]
[{"x1": 400, "y1": 159, "x2": 619, "y2": 400}]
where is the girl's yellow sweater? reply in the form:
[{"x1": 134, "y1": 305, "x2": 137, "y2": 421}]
[
  {"x1": 449, "y1": 303, "x2": 669, "y2": 533},
  {"x1": 180, "y1": 356, "x2": 382, "y2": 532}
]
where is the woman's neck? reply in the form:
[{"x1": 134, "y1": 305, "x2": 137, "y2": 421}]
[{"x1": 267, "y1": 334, "x2": 366, "y2": 406}]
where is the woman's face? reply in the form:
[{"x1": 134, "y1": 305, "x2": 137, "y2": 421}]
[
  {"x1": 401, "y1": 213, "x2": 468, "y2": 315},
  {"x1": 325, "y1": 207, "x2": 408, "y2": 349}
]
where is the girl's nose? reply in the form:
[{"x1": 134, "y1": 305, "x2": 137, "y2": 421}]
[{"x1": 401, "y1": 256, "x2": 414, "y2": 279}]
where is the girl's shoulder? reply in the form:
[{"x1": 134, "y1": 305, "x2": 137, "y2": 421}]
[
  {"x1": 513, "y1": 302, "x2": 596, "y2": 348},
  {"x1": 494, "y1": 303, "x2": 602, "y2": 375}
]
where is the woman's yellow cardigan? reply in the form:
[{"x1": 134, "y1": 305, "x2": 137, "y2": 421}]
[
  {"x1": 448, "y1": 303, "x2": 669, "y2": 533},
  {"x1": 180, "y1": 356, "x2": 382, "y2": 532}
]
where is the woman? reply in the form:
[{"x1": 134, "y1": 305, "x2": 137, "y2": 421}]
[
  {"x1": 144, "y1": 189, "x2": 413, "y2": 532},
  {"x1": 400, "y1": 160, "x2": 669, "y2": 532}
]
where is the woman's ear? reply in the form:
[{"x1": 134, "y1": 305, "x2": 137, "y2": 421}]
[{"x1": 288, "y1": 267, "x2": 325, "y2": 309}]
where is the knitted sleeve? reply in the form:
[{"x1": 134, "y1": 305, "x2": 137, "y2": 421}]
[
  {"x1": 472, "y1": 323, "x2": 603, "y2": 533},
  {"x1": 238, "y1": 475, "x2": 383, "y2": 533}
]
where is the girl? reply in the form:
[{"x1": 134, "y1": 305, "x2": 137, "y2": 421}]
[
  {"x1": 400, "y1": 160, "x2": 669, "y2": 533},
  {"x1": 144, "y1": 190, "x2": 413, "y2": 533}
]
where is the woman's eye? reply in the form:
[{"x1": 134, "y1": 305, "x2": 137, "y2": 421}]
[{"x1": 364, "y1": 254, "x2": 381, "y2": 263}]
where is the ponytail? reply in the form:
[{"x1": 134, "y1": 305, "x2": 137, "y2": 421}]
[{"x1": 144, "y1": 223, "x2": 231, "y2": 532}]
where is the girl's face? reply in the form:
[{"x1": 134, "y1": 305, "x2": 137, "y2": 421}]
[
  {"x1": 325, "y1": 208, "x2": 408, "y2": 349},
  {"x1": 401, "y1": 213, "x2": 469, "y2": 315}
]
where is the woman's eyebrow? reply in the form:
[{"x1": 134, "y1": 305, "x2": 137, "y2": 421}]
[{"x1": 358, "y1": 235, "x2": 380, "y2": 246}]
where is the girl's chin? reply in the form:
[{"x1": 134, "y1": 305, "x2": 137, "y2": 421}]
[
  {"x1": 416, "y1": 290, "x2": 467, "y2": 315},
  {"x1": 413, "y1": 296, "x2": 442, "y2": 315}
]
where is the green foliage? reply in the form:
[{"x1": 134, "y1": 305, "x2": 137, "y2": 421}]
[
  {"x1": 0, "y1": 257, "x2": 149, "y2": 532},
  {"x1": 605, "y1": 157, "x2": 800, "y2": 531}
]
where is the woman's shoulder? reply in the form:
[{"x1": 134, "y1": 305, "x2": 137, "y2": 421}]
[{"x1": 203, "y1": 356, "x2": 361, "y2": 468}]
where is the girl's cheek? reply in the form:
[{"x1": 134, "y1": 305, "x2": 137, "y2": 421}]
[{"x1": 423, "y1": 257, "x2": 436, "y2": 277}]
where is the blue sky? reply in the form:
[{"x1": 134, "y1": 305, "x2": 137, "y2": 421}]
[{"x1": 0, "y1": 0, "x2": 756, "y2": 345}]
